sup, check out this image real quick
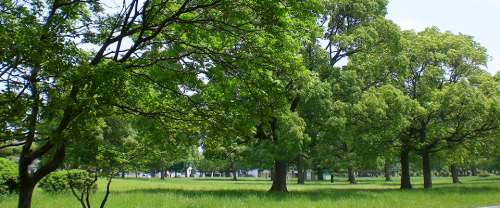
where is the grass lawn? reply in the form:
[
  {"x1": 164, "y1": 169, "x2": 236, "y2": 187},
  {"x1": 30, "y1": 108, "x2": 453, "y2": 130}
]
[{"x1": 1, "y1": 176, "x2": 499, "y2": 208}]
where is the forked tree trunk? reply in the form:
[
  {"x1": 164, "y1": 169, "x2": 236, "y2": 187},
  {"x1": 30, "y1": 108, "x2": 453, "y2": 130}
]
[
  {"x1": 18, "y1": 143, "x2": 66, "y2": 208},
  {"x1": 269, "y1": 160, "x2": 288, "y2": 192},
  {"x1": 422, "y1": 149, "x2": 432, "y2": 189},
  {"x1": 450, "y1": 164, "x2": 460, "y2": 184},
  {"x1": 400, "y1": 146, "x2": 412, "y2": 189}
]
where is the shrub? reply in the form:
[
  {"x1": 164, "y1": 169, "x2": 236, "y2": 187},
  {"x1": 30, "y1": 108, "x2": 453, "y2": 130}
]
[
  {"x1": 39, "y1": 169, "x2": 97, "y2": 193},
  {"x1": 0, "y1": 158, "x2": 18, "y2": 195},
  {"x1": 478, "y1": 172, "x2": 491, "y2": 177}
]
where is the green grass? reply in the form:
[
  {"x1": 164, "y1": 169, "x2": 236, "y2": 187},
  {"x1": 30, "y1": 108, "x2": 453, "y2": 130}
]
[{"x1": 1, "y1": 176, "x2": 500, "y2": 208}]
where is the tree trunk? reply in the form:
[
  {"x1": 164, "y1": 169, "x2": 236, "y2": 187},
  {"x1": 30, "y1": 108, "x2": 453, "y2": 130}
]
[
  {"x1": 18, "y1": 143, "x2": 66, "y2": 208},
  {"x1": 269, "y1": 160, "x2": 288, "y2": 192},
  {"x1": 269, "y1": 168, "x2": 273, "y2": 181},
  {"x1": 471, "y1": 166, "x2": 477, "y2": 176},
  {"x1": 160, "y1": 168, "x2": 165, "y2": 180},
  {"x1": 231, "y1": 160, "x2": 237, "y2": 181},
  {"x1": 18, "y1": 181, "x2": 35, "y2": 208},
  {"x1": 330, "y1": 172, "x2": 334, "y2": 183},
  {"x1": 384, "y1": 160, "x2": 391, "y2": 182},
  {"x1": 347, "y1": 163, "x2": 357, "y2": 184},
  {"x1": 317, "y1": 169, "x2": 324, "y2": 181},
  {"x1": 400, "y1": 146, "x2": 412, "y2": 189},
  {"x1": 297, "y1": 156, "x2": 305, "y2": 184},
  {"x1": 422, "y1": 149, "x2": 432, "y2": 189},
  {"x1": 99, "y1": 176, "x2": 113, "y2": 208},
  {"x1": 450, "y1": 164, "x2": 460, "y2": 184},
  {"x1": 121, "y1": 170, "x2": 125, "y2": 178}
]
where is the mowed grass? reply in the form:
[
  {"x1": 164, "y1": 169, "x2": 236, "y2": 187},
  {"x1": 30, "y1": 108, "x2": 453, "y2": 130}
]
[{"x1": 1, "y1": 176, "x2": 500, "y2": 208}]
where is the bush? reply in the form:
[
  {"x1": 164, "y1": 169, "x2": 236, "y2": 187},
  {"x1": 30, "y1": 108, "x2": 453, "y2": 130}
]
[
  {"x1": 0, "y1": 158, "x2": 18, "y2": 195},
  {"x1": 39, "y1": 169, "x2": 97, "y2": 193},
  {"x1": 478, "y1": 172, "x2": 491, "y2": 177}
]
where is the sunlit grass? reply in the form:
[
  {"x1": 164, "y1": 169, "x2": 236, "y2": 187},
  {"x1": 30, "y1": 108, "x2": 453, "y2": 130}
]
[{"x1": 1, "y1": 176, "x2": 499, "y2": 208}]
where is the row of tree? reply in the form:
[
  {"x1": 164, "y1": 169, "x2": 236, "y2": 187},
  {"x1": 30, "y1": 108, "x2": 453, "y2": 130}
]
[{"x1": 1, "y1": 0, "x2": 499, "y2": 207}]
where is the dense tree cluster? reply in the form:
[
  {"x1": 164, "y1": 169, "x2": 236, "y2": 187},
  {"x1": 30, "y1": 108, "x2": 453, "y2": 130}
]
[{"x1": 0, "y1": 0, "x2": 498, "y2": 207}]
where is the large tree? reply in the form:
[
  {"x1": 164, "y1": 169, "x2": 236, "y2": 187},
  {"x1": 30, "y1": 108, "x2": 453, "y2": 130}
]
[
  {"x1": 396, "y1": 28, "x2": 494, "y2": 189},
  {"x1": 0, "y1": 0, "x2": 318, "y2": 207}
]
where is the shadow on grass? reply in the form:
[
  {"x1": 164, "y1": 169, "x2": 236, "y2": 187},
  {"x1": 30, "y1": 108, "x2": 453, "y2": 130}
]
[{"x1": 116, "y1": 183, "x2": 500, "y2": 202}]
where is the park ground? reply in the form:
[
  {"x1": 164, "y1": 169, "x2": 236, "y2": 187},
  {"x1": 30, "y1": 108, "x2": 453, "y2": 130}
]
[{"x1": 1, "y1": 176, "x2": 499, "y2": 208}]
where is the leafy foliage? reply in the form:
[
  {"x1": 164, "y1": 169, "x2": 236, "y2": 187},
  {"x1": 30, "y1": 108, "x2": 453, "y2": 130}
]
[
  {"x1": 38, "y1": 170, "x2": 96, "y2": 193},
  {"x1": 0, "y1": 158, "x2": 18, "y2": 195}
]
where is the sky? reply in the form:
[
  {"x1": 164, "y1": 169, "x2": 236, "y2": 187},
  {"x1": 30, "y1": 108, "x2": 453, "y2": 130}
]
[{"x1": 386, "y1": 0, "x2": 500, "y2": 74}]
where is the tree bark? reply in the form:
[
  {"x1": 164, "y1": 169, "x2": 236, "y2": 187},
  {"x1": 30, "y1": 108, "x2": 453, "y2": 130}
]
[
  {"x1": 347, "y1": 163, "x2": 357, "y2": 184},
  {"x1": 269, "y1": 160, "x2": 288, "y2": 192},
  {"x1": 400, "y1": 146, "x2": 412, "y2": 189},
  {"x1": 384, "y1": 160, "x2": 391, "y2": 182},
  {"x1": 18, "y1": 181, "x2": 35, "y2": 208},
  {"x1": 450, "y1": 164, "x2": 460, "y2": 184},
  {"x1": 422, "y1": 149, "x2": 432, "y2": 189}
]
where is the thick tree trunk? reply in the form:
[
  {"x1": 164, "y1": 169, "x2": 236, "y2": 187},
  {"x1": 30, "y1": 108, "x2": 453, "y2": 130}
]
[
  {"x1": 160, "y1": 168, "x2": 165, "y2": 180},
  {"x1": 18, "y1": 144, "x2": 66, "y2": 208},
  {"x1": 297, "y1": 156, "x2": 305, "y2": 184},
  {"x1": 330, "y1": 172, "x2": 334, "y2": 183},
  {"x1": 384, "y1": 160, "x2": 391, "y2": 182},
  {"x1": 422, "y1": 149, "x2": 432, "y2": 189},
  {"x1": 18, "y1": 181, "x2": 35, "y2": 208},
  {"x1": 400, "y1": 146, "x2": 412, "y2": 189},
  {"x1": 347, "y1": 163, "x2": 357, "y2": 184},
  {"x1": 269, "y1": 160, "x2": 288, "y2": 192},
  {"x1": 269, "y1": 168, "x2": 274, "y2": 181},
  {"x1": 450, "y1": 164, "x2": 460, "y2": 184}
]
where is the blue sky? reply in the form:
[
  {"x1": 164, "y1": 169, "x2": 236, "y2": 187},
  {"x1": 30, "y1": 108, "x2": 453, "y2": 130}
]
[{"x1": 386, "y1": 0, "x2": 500, "y2": 74}]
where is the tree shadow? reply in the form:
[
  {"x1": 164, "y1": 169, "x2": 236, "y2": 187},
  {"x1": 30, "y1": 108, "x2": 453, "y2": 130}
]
[{"x1": 117, "y1": 184, "x2": 500, "y2": 202}]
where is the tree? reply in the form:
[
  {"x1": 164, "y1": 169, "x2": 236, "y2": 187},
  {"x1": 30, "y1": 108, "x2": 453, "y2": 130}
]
[
  {"x1": 395, "y1": 27, "x2": 494, "y2": 189},
  {"x1": 1, "y1": 0, "x2": 324, "y2": 206}
]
